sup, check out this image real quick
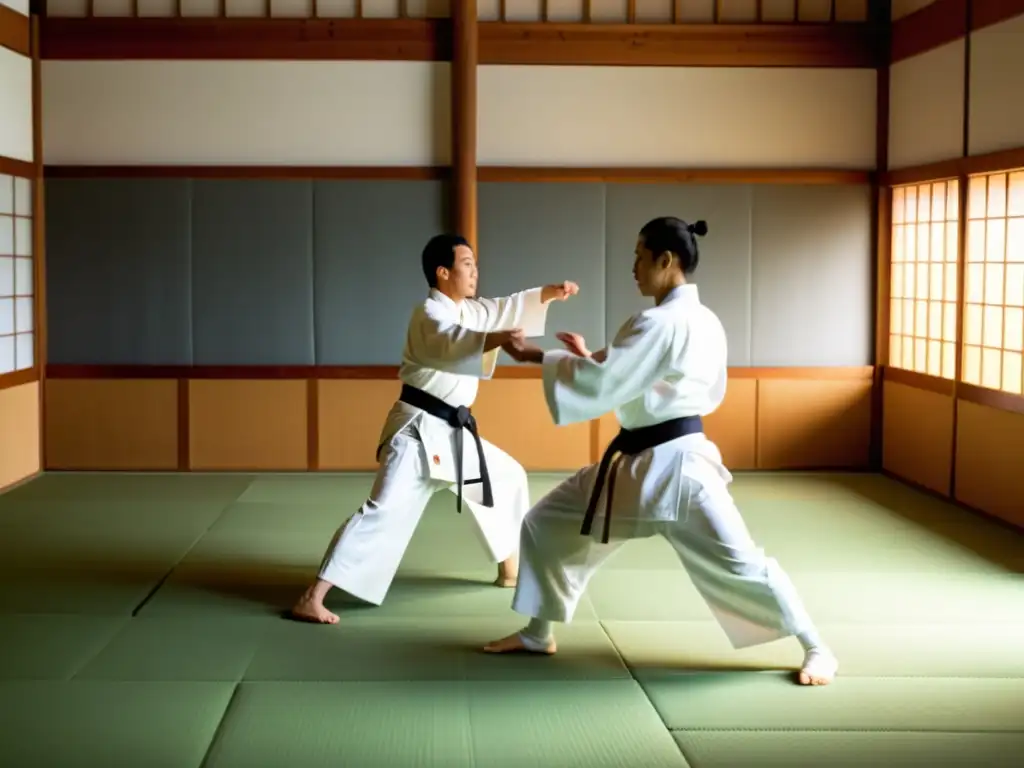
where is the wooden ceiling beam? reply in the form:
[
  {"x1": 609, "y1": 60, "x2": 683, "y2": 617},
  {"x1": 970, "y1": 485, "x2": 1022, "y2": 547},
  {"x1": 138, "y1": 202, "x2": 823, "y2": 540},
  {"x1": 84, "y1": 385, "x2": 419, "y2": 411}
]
[{"x1": 40, "y1": 18, "x2": 881, "y2": 68}]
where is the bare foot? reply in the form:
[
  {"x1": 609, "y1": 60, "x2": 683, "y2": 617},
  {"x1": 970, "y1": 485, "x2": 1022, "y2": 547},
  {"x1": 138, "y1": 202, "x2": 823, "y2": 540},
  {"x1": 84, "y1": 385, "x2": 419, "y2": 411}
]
[
  {"x1": 290, "y1": 593, "x2": 340, "y2": 625},
  {"x1": 798, "y1": 649, "x2": 838, "y2": 686},
  {"x1": 483, "y1": 632, "x2": 557, "y2": 655},
  {"x1": 495, "y1": 556, "x2": 518, "y2": 588}
]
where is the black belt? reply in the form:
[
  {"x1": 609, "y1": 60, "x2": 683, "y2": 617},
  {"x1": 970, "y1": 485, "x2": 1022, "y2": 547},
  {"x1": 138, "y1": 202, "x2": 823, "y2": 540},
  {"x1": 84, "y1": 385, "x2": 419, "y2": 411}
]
[
  {"x1": 399, "y1": 384, "x2": 493, "y2": 513},
  {"x1": 582, "y1": 415, "x2": 704, "y2": 544}
]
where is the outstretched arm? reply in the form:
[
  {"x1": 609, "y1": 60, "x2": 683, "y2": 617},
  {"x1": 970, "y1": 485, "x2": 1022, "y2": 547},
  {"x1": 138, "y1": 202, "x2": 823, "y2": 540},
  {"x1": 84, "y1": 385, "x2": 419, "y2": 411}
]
[
  {"x1": 470, "y1": 282, "x2": 579, "y2": 337},
  {"x1": 504, "y1": 315, "x2": 674, "y2": 425}
]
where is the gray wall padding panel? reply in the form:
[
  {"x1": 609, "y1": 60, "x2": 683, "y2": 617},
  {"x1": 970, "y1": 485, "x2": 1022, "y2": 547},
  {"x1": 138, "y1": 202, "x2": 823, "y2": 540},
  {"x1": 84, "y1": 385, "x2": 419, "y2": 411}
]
[
  {"x1": 750, "y1": 184, "x2": 873, "y2": 366},
  {"x1": 314, "y1": 180, "x2": 446, "y2": 365},
  {"x1": 190, "y1": 180, "x2": 315, "y2": 365},
  {"x1": 605, "y1": 184, "x2": 754, "y2": 366},
  {"x1": 44, "y1": 179, "x2": 874, "y2": 368},
  {"x1": 477, "y1": 182, "x2": 606, "y2": 363},
  {"x1": 45, "y1": 179, "x2": 193, "y2": 365}
]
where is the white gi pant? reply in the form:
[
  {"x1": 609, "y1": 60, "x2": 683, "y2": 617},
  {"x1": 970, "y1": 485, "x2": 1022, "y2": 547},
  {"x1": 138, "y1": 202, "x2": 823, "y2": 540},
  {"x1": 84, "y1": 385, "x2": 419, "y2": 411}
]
[
  {"x1": 511, "y1": 434, "x2": 815, "y2": 649},
  {"x1": 318, "y1": 426, "x2": 530, "y2": 606}
]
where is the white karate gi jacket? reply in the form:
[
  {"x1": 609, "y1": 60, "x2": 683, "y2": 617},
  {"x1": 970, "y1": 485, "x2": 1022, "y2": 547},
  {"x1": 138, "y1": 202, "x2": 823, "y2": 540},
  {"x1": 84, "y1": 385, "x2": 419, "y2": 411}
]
[
  {"x1": 541, "y1": 283, "x2": 734, "y2": 523},
  {"x1": 377, "y1": 287, "x2": 550, "y2": 483}
]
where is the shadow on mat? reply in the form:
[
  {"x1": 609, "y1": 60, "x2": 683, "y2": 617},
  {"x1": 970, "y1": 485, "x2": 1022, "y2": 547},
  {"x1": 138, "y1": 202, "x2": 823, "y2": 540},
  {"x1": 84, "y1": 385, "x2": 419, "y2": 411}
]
[{"x1": 813, "y1": 475, "x2": 1024, "y2": 574}]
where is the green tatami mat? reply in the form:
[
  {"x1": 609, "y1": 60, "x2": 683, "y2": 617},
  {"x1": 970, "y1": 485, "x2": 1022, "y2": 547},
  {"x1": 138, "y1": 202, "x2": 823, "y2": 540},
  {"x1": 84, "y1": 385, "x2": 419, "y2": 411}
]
[
  {"x1": 641, "y1": 672, "x2": 1024, "y2": 731},
  {"x1": 243, "y1": 617, "x2": 628, "y2": 681},
  {"x1": 0, "y1": 615, "x2": 126, "y2": 680},
  {"x1": 75, "y1": 617, "x2": 276, "y2": 682},
  {"x1": 585, "y1": 569, "x2": 1024, "y2": 623},
  {"x1": 207, "y1": 501, "x2": 347, "y2": 533},
  {"x1": 467, "y1": 680, "x2": 689, "y2": 768},
  {"x1": 605, "y1": 620, "x2": 1024, "y2": 678},
  {"x1": 0, "y1": 566, "x2": 168, "y2": 615},
  {"x1": 203, "y1": 680, "x2": 688, "y2": 768},
  {"x1": 0, "y1": 681, "x2": 234, "y2": 768},
  {"x1": 235, "y1": 474, "x2": 374, "y2": 504},
  {"x1": 673, "y1": 731, "x2": 1024, "y2": 768},
  {"x1": 0, "y1": 472, "x2": 254, "y2": 504}
]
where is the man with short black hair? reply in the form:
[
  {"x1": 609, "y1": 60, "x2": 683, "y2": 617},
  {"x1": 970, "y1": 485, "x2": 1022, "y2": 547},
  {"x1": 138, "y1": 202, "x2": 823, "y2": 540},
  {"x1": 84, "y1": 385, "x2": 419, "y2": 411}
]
[{"x1": 292, "y1": 233, "x2": 579, "y2": 624}]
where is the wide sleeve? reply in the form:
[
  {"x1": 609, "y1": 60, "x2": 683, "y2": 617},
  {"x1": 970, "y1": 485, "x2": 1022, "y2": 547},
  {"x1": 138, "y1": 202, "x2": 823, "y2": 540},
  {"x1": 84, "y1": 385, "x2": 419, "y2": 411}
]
[
  {"x1": 541, "y1": 313, "x2": 673, "y2": 425},
  {"x1": 406, "y1": 305, "x2": 493, "y2": 378},
  {"x1": 468, "y1": 287, "x2": 549, "y2": 337}
]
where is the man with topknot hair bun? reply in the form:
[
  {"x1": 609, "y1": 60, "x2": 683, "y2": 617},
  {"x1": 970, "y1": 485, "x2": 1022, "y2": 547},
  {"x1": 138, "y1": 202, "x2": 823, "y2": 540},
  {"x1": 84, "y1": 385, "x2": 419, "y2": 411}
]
[{"x1": 486, "y1": 216, "x2": 839, "y2": 687}]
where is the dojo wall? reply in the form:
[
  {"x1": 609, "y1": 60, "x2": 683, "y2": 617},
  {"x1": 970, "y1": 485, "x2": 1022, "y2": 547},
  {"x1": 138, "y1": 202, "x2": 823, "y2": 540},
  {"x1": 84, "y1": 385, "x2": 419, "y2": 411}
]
[
  {"x1": 38, "y1": 38, "x2": 878, "y2": 474},
  {"x1": 0, "y1": 1, "x2": 41, "y2": 493},
  {"x1": 883, "y1": 5, "x2": 1024, "y2": 530}
]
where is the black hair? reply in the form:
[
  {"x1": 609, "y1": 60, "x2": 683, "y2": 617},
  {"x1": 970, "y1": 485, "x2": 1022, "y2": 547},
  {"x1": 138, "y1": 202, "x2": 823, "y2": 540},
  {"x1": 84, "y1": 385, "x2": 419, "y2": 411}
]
[
  {"x1": 638, "y1": 217, "x2": 708, "y2": 275},
  {"x1": 421, "y1": 233, "x2": 470, "y2": 288}
]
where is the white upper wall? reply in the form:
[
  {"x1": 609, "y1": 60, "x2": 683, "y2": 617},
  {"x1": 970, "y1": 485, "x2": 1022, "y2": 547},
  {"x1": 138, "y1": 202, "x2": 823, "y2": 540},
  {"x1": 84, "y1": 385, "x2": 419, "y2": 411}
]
[
  {"x1": 41, "y1": 60, "x2": 451, "y2": 165},
  {"x1": 0, "y1": 46, "x2": 33, "y2": 163},
  {"x1": 0, "y1": 0, "x2": 29, "y2": 15},
  {"x1": 888, "y1": 39, "x2": 965, "y2": 169},
  {"x1": 969, "y1": 13, "x2": 1024, "y2": 157},
  {"x1": 478, "y1": 66, "x2": 876, "y2": 168}
]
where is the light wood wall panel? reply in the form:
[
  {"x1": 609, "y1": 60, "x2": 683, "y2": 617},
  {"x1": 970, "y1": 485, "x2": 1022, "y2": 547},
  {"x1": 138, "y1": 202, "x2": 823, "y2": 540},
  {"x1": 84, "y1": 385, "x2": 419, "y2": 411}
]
[
  {"x1": 0, "y1": 380, "x2": 38, "y2": 488},
  {"x1": 318, "y1": 379, "x2": 402, "y2": 471},
  {"x1": 44, "y1": 371, "x2": 873, "y2": 473},
  {"x1": 881, "y1": 380, "x2": 954, "y2": 495},
  {"x1": 44, "y1": 378, "x2": 177, "y2": 469},
  {"x1": 968, "y1": 14, "x2": 1024, "y2": 157},
  {"x1": 887, "y1": 39, "x2": 965, "y2": 169},
  {"x1": 954, "y1": 400, "x2": 1024, "y2": 529},
  {"x1": 756, "y1": 376, "x2": 873, "y2": 468},
  {"x1": 0, "y1": 45, "x2": 32, "y2": 163},
  {"x1": 189, "y1": 379, "x2": 308, "y2": 470},
  {"x1": 40, "y1": 60, "x2": 451, "y2": 165},
  {"x1": 477, "y1": 66, "x2": 876, "y2": 168}
]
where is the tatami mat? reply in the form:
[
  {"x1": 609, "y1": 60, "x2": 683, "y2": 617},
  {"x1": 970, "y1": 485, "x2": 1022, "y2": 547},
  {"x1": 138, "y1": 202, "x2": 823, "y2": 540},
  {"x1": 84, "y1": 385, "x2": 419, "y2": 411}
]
[
  {"x1": 0, "y1": 470, "x2": 1020, "y2": 767},
  {"x1": 673, "y1": 730, "x2": 1024, "y2": 768}
]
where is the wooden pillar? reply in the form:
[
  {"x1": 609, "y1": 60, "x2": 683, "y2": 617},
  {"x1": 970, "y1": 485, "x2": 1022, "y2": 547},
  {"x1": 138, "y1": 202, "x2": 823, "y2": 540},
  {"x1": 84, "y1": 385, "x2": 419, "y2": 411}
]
[{"x1": 451, "y1": 0, "x2": 478, "y2": 250}]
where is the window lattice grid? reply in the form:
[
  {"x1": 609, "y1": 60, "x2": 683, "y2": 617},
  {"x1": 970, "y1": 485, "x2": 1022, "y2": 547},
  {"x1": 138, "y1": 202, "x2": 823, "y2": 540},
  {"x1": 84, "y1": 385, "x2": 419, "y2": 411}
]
[
  {"x1": 962, "y1": 171, "x2": 1024, "y2": 396},
  {"x1": 889, "y1": 179, "x2": 960, "y2": 379}
]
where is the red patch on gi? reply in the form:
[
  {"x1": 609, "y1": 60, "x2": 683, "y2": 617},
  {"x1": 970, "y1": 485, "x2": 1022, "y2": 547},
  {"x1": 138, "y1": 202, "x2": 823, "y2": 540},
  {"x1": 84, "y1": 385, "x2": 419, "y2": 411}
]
[{"x1": 432, "y1": 455, "x2": 441, "y2": 465}]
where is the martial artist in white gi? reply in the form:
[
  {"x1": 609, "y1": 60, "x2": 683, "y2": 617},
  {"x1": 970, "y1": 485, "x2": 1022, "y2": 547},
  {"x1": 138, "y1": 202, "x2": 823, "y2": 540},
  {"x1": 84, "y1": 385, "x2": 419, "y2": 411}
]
[
  {"x1": 292, "y1": 233, "x2": 579, "y2": 624},
  {"x1": 484, "y1": 217, "x2": 839, "y2": 686}
]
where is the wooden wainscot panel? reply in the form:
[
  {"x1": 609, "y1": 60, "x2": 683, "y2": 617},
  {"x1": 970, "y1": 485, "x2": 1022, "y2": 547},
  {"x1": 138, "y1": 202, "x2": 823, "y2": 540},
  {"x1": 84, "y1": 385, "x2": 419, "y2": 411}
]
[
  {"x1": 881, "y1": 380, "x2": 954, "y2": 495},
  {"x1": 0, "y1": 381, "x2": 40, "y2": 488},
  {"x1": 592, "y1": 377, "x2": 757, "y2": 470},
  {"x1": 318, "y1": 379, "x2": 402, "y2": 471},
  {"x1": 189, "y1": 379, "x2": 307, "y2": 470},
  {"x1": 756, "y1": 373, "x2": 874, "y2": 469},
  {"x1": 474, "y1": 379, "x2": 591, "y2": 471},
  {"x1": 45, "y1": 379, "x2": 177, "y2": 470},
  {"x1": 954, "y1": 400, "x2": 1024, "y2": 529}
]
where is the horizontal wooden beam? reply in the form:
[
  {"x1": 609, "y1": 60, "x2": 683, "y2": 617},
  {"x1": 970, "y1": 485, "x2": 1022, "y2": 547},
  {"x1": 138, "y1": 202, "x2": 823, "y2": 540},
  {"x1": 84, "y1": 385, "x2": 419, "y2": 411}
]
[
  {"x1": 891, "y1": 0, "x2": 1024, "y2": 63},
  {"x1": 476, "y1": 167, "x2": 872, "y2": 184},
  {"x1": 0, "y1": 368, "x2": 40, "y2": 392},
  {"x1": 43, "y1": 165, "x2": 872, "y2": 184},
  {"x1": 882, "y1": 145, "x2": 1024, "y2": 186},
  {"x1": 477, "y1": 22, "x2": 881, "y2": 67},
  {"x1": 39, "y1": 18, "x2": 450, "y2": 61},
  {"x1": 882, "y1": 366, "x2": 1024, "y2": 416},
  {"x1": 0, "y1": 155, "x2": 35, "y2": 179},
  {"x1": 38, "y1": 17, "x2": 881, "y2": 68},
  {"x1": 0, "y1": 3, "x2": 30, "y2": 57},
  {"x1": 46, "y1": 364, "x2": 875, "y2": 380}
]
